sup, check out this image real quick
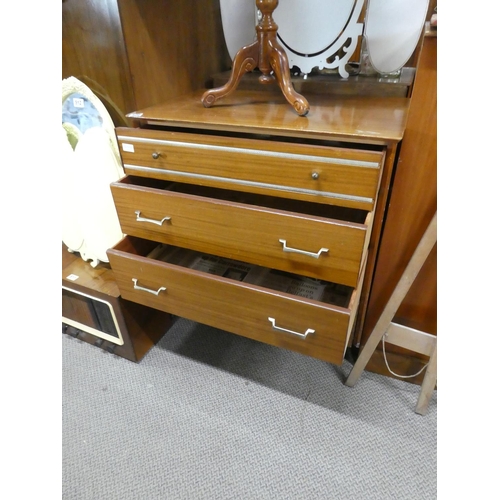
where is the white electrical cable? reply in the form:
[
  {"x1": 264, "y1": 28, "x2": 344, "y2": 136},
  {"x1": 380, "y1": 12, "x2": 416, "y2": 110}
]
[{"x1": 382, "y1": 333, "x2": 429, "y2": 379}]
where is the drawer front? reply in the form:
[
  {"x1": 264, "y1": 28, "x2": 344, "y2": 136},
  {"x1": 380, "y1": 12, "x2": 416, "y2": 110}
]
[
  {"x1": 111, "y1": 179, "x2": 368, "y2": 288},
  {"x1": 107, "y1": 237, "x2": 352, "y2": 365},
  {"x1": 116, "y1": 128, "x2": 384, "y2": 211}
]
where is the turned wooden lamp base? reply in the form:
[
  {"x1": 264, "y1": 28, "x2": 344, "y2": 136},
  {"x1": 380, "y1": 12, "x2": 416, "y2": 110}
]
[{"x1": 201, "y1": 0, "x2": 309, "y2": 117}]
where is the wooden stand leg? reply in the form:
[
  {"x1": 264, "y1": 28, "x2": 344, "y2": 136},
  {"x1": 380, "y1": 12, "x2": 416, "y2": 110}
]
[
  {"x1": 415, "y1": 344, "x2": 437, "y2": 415},
  {"x1": 267, "y1": 38, "x2": 309, "y2": 116},
  {"x1": 201, "y1": 0, "x2": 309, "y2": 116},
  {"x1": 202, "y1": 41, "x2": 259, "y2": 108}
]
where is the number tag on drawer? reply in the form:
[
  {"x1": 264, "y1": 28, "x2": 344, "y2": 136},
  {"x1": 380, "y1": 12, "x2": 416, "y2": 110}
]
[{"x1": 122, "y1": 143, "x2": 135, "y2": 153}]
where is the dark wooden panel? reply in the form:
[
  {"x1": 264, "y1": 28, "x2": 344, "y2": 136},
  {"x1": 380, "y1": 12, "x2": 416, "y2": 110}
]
[
  {"x1": 394, "y1": 245, "x2": 437, "y2": 334},
  {"x1": 360, "y1": 32, "x2": 437, "y2": 379},
  {"x1": 117, "y1": 0, "x2": 230, "y2": 110},
  {"x1": 62, "y1": 0, "x2": 136, "y2": 114}
]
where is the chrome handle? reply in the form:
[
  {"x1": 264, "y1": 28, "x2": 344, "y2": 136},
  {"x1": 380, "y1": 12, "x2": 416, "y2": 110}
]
[
  {"x1": 268, "y1": 317, "x2": 315, "y2": 339},
  {"x1": 279, "y1": 239, "x2": 328, "y2": 259},
  {"x1": 152, "y1": 152, "x2": 161, "y2": 159},
  {"x1": 135, "y1": 211, "x2": 171, "y2": 226},
  {"x1": 132, "y1": 278, "x2": 166, "y2": 296}
]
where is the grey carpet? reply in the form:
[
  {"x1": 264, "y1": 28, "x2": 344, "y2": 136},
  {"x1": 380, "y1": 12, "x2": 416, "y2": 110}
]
[{"x1": 62, "y1": 316, "x2": 437, "y2": 500}]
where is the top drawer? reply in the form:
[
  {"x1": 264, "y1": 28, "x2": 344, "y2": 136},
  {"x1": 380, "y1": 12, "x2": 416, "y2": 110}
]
[{"x1": 116, "y1": 128, "x2": 385, "y2": 211}]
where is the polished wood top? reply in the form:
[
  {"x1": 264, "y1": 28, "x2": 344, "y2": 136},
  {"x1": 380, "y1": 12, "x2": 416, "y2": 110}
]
[
  {"x1": 127, "y1": 90, "x2": 409, "y2": 145},
  {"x1": 62, "y1": 243, "x2": 120, "y2": 297}
]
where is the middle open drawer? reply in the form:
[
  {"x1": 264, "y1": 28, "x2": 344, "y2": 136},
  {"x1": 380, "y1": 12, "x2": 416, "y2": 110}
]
[{"x1": 111, "y1": 176, "x2": 371, "y2": 288}]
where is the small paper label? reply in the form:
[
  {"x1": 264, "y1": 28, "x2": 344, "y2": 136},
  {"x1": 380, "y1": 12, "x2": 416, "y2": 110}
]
[
  {"x1": 72, "y1": 97, "x2": 85, "y2": 108},
  {"x1": 66, "y1": 274, "x2": 79, "y2": 281},
  {"x1": 122, "y1": 143, "x2": 135, "y2": 153},
  {"x1": 127, "y1": 112, "x2": 143, "y2": 118}
]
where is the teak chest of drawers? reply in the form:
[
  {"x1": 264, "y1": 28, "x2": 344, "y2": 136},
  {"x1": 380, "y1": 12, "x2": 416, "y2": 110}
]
[{"x1": 107, "y1": 90, "x2": 408, "y2": 366}]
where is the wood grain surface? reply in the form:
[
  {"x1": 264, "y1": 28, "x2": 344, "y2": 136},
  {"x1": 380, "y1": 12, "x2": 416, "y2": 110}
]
[
  {"x1": 111, "y1": 177, "x2": 369, "y2": 287},
  {"x1": 128, "y1": 90, "x2": 408, "y2": 145}
]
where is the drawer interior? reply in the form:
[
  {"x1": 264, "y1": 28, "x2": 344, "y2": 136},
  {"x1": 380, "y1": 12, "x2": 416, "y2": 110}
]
[
  {"x1": 120, "y1": 175, "x2": 369, "y2": 224},
  {"x1": 128, "y1": 237, "x2": 355, "y2": 310}
]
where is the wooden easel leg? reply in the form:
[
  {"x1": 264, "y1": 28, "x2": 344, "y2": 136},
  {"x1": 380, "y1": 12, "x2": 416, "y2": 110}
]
[
  {"x1": 345, "y1": 318, "x2": 389, "y2": 387},
  {"x1": 202, "y1": 41, "x2": 259, "y2": 108},
  {"x1": 415, "y1": 344, "x2": 437, "y2": 415},
  {"x1": 268, "y1": 38, "x2": 309, "y2": 116},
  {"x1": 345, "y1": 213, "x2": 437, "y2": 388}
]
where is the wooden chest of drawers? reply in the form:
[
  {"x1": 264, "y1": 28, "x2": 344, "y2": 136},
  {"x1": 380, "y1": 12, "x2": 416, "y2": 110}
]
[{"x1": 107, "y1": 91, "x2": 408, "y2": 365}]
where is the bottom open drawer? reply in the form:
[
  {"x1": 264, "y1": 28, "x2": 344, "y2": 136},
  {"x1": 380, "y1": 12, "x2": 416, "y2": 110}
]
[{"x1": 107, "y1": 236, "x2": 359, "y2": 365}]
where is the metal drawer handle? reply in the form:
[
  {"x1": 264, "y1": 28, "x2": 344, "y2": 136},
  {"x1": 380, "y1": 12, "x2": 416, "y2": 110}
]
[
  {"x1": 135, "y1": 211, "x2": 171, "y2": 226},
  {"x1": 279, "y1": 239, "x2": 329, "y2": 259},
  {"x1": 268, "y1": 317, "x2": 315, "y2": 339},
  {"x1": 132, "y1": 278, "x2": 166, "y2": 296},
  {"x1": 152, "y1": 152, "x2": 161, "y2": 159}
]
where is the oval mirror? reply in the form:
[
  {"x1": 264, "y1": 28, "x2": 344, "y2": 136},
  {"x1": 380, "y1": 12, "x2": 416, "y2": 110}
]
[
  {"x1": 274, "y1": 0, "x2": 355, "y2": 57},
  {"x1": 365, "y1": 0, "x2": 430, "y2": 74},
  {"x1": 220, "y1": 0, "x2": 256, "y2": 60}
]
